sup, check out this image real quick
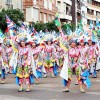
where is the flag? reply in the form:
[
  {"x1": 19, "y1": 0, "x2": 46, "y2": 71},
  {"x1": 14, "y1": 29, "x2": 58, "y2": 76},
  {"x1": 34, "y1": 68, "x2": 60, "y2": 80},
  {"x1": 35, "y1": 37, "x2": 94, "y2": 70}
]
[
  {"x1": 0, "y1": 30, "x2": 5, "y2": 38},
  {"x1": 31, "y1": 27, "x2": 35, "y2": 33},
  {"x1": 21, "y1": 22, "x2": 26, "y2": 29},
  {"x1": 60, "y1": 54, "x2": 68, "y2": 81},
  {"x1": 6, "y1": 15, "x2": 15, "y2": 30},
  {"x1": 26, "y1": 27, "x2": 32, "y2": 34},
  {"x1": 54, "y1": 13, "x2": 61, "y2": 30},
  {"x1": 5, "y1": 28, "x2": 9, "y2": 33},
  {"x1": 54, "y1": 18, "x2": 61, "y2": 27},
  {"x1": 9, "y1": 29, "x2": 16, "y2": 37},
  {"x1": 59, "y1": 32, "x2": 68, "y2": 52},
  {"x1": 65, "y1": 24, "x2": 72, "y2": 35}
]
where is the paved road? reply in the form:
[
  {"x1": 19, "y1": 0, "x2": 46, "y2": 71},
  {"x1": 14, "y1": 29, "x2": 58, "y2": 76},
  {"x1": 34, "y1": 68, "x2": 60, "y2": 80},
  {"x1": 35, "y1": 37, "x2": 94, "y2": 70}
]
[{"x1": 0, "y1": 71, "x2": 100, "y2": 100}]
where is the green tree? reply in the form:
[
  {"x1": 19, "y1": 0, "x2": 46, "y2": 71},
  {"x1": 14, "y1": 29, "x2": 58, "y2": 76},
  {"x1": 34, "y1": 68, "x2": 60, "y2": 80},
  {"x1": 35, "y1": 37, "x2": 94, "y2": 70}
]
[
  {"x1": 32, "y1": 21, "x2": 58, "y2": 32},
  {"x1": 0, "y1": 9, "x2": 24, "y2": 32},
  {"x1": 45, "y1": 21, "x2": 58, "y2": 32},
  {"x1": 33, "y1": 22, "x2": 45, "y2": 32}
]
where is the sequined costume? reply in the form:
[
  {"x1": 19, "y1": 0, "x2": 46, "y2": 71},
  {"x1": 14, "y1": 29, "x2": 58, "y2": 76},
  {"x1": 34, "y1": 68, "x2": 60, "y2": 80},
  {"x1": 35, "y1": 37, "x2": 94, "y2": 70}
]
[{"x1": 16, "y1": 46, "x2": 31, "y2": 85}]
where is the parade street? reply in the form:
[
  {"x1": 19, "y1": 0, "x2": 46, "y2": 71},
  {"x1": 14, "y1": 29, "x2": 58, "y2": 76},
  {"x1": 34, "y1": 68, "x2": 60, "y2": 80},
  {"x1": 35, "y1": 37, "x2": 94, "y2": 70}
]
[{"x1": 0, "y1": 72, "x2": 100, "y2": 100}]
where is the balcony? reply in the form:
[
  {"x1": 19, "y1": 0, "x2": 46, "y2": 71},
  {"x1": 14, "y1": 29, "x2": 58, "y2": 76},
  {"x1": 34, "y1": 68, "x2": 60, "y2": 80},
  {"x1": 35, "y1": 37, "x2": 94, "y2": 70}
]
[
  {"x1": 85, "y1": 2, "x2": 100, "y2": 12},
  {"x1": 94, "y1": 0, "x2": 100, "y2": 3},
  {"x1": 59, "y1": 13, "x2": 72, "y2": 21},
  {"x1": 63, "y1": 0, "x2": 72, "y2": 5},
  {"x1": 86, "y1": 13, "x2": 100, "y2": 21}
]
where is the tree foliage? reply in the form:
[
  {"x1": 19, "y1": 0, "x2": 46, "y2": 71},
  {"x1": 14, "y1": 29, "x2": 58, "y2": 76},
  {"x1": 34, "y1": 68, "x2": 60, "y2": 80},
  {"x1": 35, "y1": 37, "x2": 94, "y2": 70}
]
[
  {"x1": 0, "y1": 9, "x2": 24, "y2": 32},
  {"x1": 30, "y1": 21, "x2": 59, "y2": 32}
]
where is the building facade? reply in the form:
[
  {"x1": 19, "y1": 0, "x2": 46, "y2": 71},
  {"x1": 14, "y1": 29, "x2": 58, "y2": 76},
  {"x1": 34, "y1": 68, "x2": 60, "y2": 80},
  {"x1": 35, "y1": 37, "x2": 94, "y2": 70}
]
[
  {"x1": 0, "y1": 0, "x2": 23, "y2": 10},
  {"x1": 23, "y1": 0, "x2": 57, "y2": 23},
  {"x1": 72, "y1": 0, "x2": 100, "y2": 26},
  {"x1": 57, "y1": 0, "x2": 72, "y2": 23},
  {"x1": 81, "y1": 0, "x2": 100, "y2": 26}
]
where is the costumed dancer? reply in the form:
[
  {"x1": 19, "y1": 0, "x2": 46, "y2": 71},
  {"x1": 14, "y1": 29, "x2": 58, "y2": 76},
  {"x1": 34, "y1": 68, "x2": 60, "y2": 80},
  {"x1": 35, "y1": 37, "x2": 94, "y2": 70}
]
[
  {"x1": 5, "y1": 39, "x2": 13, "y2": 74},
  {"x1": 54, "y1": 39, "x2": 64, "y2": 68},
  {"x1": 78, "y1": 38, "x2": 88, "y2": 72},
  {"x1": 44, "y1": 38, "x2": 57, "y2": 78},
  {"x1": 0, "y1": 39, "x2": 6, "y2": 84},
  {"x1": 30, "y1": 39, "x2": 46, "y2": 84},
  {"x1": 16, "y1": 37, "x2": 32, "y2": 92},
  {"x1": 68, "y1": 39, "x2": 84, "y2": 93},
  {"x1": 96, "y1": 40, "x2": 100, "y2": 71},
  {"x1": 60, "y1": 37, "x2": 91, "y2": 93},
  {"x1": 87, "y1": 39, "x2": 98, "y2": 78},
  {"x1": 92, "y1": 40, "x2": 99, "y2": 75},
  {"x1": 78, "y1": 38, "x2": 91, "y2": 88}
]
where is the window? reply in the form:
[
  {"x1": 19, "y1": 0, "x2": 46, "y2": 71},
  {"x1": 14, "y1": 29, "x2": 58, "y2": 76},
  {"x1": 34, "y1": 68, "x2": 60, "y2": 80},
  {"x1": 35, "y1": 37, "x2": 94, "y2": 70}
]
[
  {"x1": 40, "y1": 12, "x2": 42, "y2": 21},
  {"x1": 96, "y1": 11, "x2": 100, "y2": 16},
  {"x1": 57, "y1": 2, "x2": 61, "y2": 13},
  {"x1": 48, "y1": 15, "x2": 51, "y2": 21},
  {"x1": 33, "y1": 0, "x2": 36, "y2": 5},
  {"x1": 44, "y1": 13, "x2": 47, "y2": 23},
  {"x1": 87, "y1": 19, "x2": 90, "y2": 25},
  {"x1": 44, "y1": 0, "x2": 48, "y2": 9},
  {"x1": 94, "y1": 21, "x2": 96, "y2": 26},
  {"x1": 87, "y1": 0, "x2": 92, "y2": 4},
  {"x1": 52, "y1": 16, "x2": 54, "y2": 20},
  {"x1": 33, "y1": 8, "x2": 39, "y2": 22},
  {"x1": 87, "y1": 8, "x2": 94, "y2": 15},
  {"x1": 82, "y1": 11, "x2": 85, "y2": 17},
  {"x1": 6, "y1": 0, "x2": 12, "y2": 4},
  {"x1": 6, "y1": 0, "x2": 13, "y2": 9}
]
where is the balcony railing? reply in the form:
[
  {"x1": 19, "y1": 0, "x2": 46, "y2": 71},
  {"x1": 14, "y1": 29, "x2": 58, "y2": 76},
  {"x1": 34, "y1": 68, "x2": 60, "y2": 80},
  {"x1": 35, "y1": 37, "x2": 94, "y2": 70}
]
[
  {"x1": 63, "y1": 0, "x2": 72, "y2": 5},
  {"x1": 86, "y1": 2, "x2": 100, "y2": 11},
  {"x1": 59, "y1": 13, "x2": 72, "y2": 20},
  {"x1": 86, "y1": 13, "x2": 100, "y2": 21}
]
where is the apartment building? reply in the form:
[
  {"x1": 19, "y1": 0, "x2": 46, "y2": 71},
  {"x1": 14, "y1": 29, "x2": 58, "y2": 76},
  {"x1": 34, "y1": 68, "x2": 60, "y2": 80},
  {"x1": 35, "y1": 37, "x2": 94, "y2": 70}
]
[
  {"x1": 23, "y1": 0, "x2": 57, "y2": 23},
  {"x1": 57, "y1": 0, "x2": 72, "y2": 23},
  {"x1": 72, "y1": 0, "x2": 100, "y2": 26},
  {"x1": 81, "y1": 0, "x2": 100, "y2": 26},
  {"x1": 0, "y1": 0, "x2": 23, "y2": 10}
]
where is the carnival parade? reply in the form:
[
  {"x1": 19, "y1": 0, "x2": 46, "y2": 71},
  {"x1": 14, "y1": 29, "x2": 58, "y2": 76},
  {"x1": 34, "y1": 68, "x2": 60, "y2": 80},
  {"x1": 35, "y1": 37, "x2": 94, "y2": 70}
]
[{"x1": 0, "y1": 14, "x2": 100, "y2": 98}]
